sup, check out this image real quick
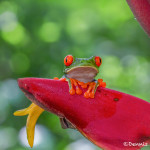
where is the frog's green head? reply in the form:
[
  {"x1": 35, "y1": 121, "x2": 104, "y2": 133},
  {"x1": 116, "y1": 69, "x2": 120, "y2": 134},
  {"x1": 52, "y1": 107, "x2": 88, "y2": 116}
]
[{"x1": 63, "y1": 55, "x2": 102, "y2": 83}]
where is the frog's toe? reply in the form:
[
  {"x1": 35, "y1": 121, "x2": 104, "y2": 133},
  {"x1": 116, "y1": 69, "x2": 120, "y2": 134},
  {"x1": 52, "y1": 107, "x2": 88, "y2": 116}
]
[
  {"x1": 89, "y1": 92, "x2": 95, "y2": 98},
  {"x1": 98, "y1": 79, "x2": 106, "y2": 87},
  {"x1": 76, "y1": 87, "x2": 82, "y2": 95},
  {"x1": 84, "y1": 82, "x2": 96, "y2": 99},
  {"x1": 60, "y1": 78, "x2": 66, "y2": 81},
  {"x1": 70, "y1": 88, "x2": 75, "y2": 95},
  {"x1": 53, "y1": 77, "x2": 59, "y2": 80},
  {"x1": 101, "y1": 82, "x2": 106, "y2": 87},
  {"x1": 84, "y1": 91, "x2": 94, "y2": 98},
  {"x1": 84, "y1": 91, "x2": 90, "y2": 98}
]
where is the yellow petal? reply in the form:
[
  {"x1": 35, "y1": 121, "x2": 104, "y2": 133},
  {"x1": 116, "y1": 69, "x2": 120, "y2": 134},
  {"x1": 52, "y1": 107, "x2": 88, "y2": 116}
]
[
  {"x1": 13, "y1": 103, "x2": 36, "y2": 116},
  {"x1": 14, "y1": 103, "x2": 44, "y2": 148},
  {"x1": 26, "y1": 104, "x2": 44, "y2": 147}
]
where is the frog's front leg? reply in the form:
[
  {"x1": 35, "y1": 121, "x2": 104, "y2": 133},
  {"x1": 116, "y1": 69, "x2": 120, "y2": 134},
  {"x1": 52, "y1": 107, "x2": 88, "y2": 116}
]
[
  {"x1": 54, "y1": 76, "x2": 82, "y2": 95},
  {"x1": 69, "y1": 78, "x2": 83, "y2": 95},
  {"x1": 83, "y1": 79, "x2": 106, "y2": 98}
]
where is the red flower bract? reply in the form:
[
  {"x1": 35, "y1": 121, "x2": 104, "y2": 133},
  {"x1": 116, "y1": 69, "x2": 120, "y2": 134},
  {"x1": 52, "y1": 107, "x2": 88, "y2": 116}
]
[
  {"x1": 127, "y1": 0, "x2": 150, "y2": 37},
  {"x1": 18, "y1": 78, "x2": 150, "y2": 150}
]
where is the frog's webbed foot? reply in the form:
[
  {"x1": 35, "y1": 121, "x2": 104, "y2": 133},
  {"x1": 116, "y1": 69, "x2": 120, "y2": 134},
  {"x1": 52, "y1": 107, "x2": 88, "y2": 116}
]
[
  {"x1": 84, "y1": 82, "x2": 96, "y2": 98},
  {"x1": 98, "y1": 79, "x2": 106, "y2": 88},
  {"x1": 84, "y1": 79, "x2": 106, "y2": 98},
  {"x1": 14, "y1": 103, "x2": 44, "y2": 148},
  {"x1": 69, "y1": 78, "x2": 82, "y2": 95},
  {"x1": 54, "y1": 77, "x2": 84, "y2": 95}
]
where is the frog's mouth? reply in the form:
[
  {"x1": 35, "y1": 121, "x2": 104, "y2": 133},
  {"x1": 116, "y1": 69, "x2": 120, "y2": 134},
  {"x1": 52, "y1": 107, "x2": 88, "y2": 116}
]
[{"x1": 66, "y1": 66, "x2": 99, "y2": 83}]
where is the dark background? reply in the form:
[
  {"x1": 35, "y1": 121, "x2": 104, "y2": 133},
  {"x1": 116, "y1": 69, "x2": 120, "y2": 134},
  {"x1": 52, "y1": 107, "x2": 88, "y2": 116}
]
[{"x1": 0, "y1": 0, "x2": 150, "y2": 149}]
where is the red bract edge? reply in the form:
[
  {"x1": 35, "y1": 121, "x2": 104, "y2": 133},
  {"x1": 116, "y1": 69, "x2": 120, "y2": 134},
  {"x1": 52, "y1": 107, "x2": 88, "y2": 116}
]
[{"x1": 127, "y1": 0, "x2": 150, "y2": 37}]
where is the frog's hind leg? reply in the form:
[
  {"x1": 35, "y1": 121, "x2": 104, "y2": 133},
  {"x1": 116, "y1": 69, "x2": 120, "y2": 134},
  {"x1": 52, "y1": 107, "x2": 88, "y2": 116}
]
[{"x1": 14, "y1": 103, "x2": 44, "y2": 148}]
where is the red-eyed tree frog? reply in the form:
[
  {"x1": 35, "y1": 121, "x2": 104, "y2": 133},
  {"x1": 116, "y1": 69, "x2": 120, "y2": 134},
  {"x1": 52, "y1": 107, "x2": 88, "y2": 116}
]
[
  {"x1": 54, "y1": 55, "x2": 106, "y2": 98},
  {"x1": 14, "y1": 55, "x2": 106, "y2": 147}
]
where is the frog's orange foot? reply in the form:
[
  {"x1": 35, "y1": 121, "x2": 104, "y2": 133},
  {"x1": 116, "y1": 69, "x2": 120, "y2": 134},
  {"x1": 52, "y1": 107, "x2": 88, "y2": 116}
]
[
  {"x1": 53, "y1": 77, "x2": 66, "y2": 81},
  {"x1": 70, "y1": 79, "x2": 82, "y2": 95},
  {"x1": 98, "y1": 79, "x2": 106, "y2": 88},
  {"x1": 77, "y1": 80, "x2": 88, "y2": 89},
  {"x1": 84, "y1": 82, "x2": 96, "y2": 98}
]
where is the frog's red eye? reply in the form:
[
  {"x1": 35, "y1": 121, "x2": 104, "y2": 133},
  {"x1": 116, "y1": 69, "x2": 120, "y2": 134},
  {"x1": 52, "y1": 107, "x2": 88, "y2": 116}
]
[
  {"x1": 95, "y1": 56, "x2": 102, "y2": 67},
  {"x1": 64, "y1": 55, "x2": 73, "y2": 66}
]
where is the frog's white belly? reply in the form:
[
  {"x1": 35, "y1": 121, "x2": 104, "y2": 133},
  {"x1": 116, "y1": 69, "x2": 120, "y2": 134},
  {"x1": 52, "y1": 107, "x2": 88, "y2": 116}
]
[{"x1": 66, "y1": 66, "x2": 98, "y2": 83}]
